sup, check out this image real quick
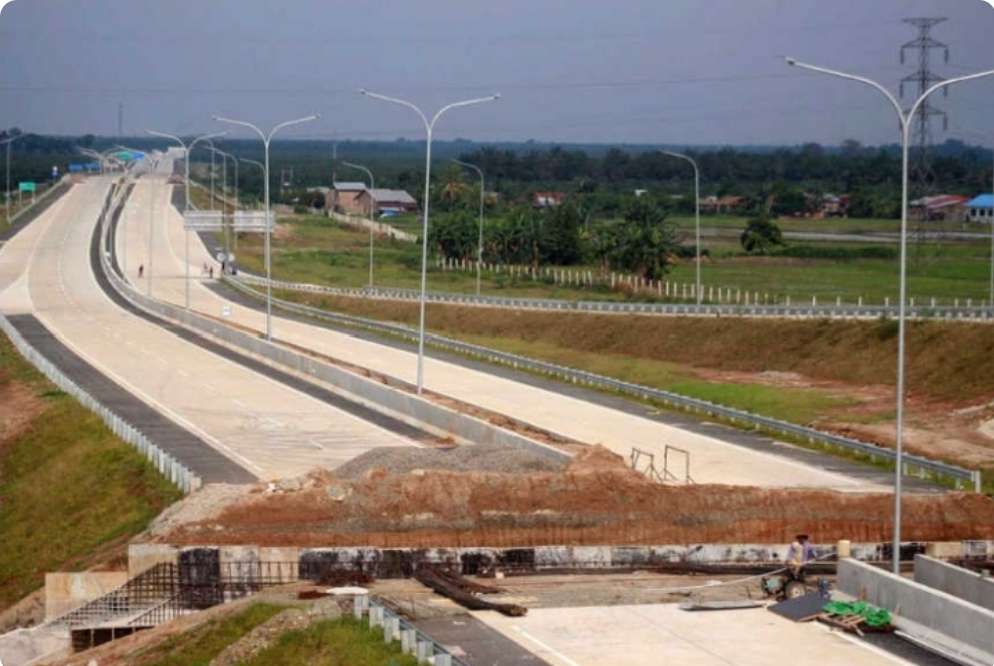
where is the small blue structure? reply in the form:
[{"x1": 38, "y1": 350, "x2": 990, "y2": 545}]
[
  {"x1": 68, "y1": 164, "x2": 84, "y2": 173},
  {"x1": 966, "y1": 194, "x2": 994, "y2": 223}
]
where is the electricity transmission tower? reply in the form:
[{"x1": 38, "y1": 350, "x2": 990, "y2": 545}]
[{"x1": 900, "y1": 17, "x2": 949, "y2": 255}]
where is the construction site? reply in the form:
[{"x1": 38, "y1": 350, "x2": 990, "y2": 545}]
[
  {"x1": 0, "y1": 159, "x2": 990, "y2": 665},
  {"x1": 4, "y1": 3, "x2": 994, "y2": 664}
]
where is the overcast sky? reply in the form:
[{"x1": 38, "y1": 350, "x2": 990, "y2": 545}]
[{"x1": 1, "y1": 0, "x2": 993, "y2": 146}]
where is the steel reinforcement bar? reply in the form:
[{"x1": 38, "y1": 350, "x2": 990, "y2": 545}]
[
  {"x1": 233, "y1": 273, "x2": 994, "y2": 323},
  {"x1": 224, "y1": 276, "x2": 983, "y2": 491}
]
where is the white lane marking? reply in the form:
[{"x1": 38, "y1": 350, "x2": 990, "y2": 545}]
[{"x1": 511, "y1": 627, "x2": 583, "y2": 666}]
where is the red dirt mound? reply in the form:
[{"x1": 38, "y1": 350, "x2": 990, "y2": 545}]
[{"x1": 163, "y1": 447, "x2": 994, "y2": 548}]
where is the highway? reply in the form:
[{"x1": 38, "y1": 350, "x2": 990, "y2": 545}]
[
  {"x1": 0, "y1": 176, "x2": 420, "y2": 481},
  {"x1": 128, "y1": 167, "x2": 889, "y2": 491}
]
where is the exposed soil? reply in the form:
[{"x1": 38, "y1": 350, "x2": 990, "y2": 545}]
[
  {"x1": 333, "y1": 443, "x2": 567, "y2": 479},
  {"x1": 157, "y1": 447, "x2": 994, "y2": 549},
  {"x1": 0, "y1": 378, "x2": 44, "y2": 449}
]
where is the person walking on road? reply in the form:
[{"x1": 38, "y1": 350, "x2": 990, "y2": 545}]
[
  {"x1": 209, "y1": 265, "x2": 214, "y2": 279},
  {"x1": 138, "y1": 264, "x2": 144, "y2": 279}
]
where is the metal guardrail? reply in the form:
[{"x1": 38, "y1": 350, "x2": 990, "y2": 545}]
[
  {"x1": 359, "y1": 595, "x2": 468, "y2": 666},
  {"x1": 225, "y1": 275, "x2": 983, "y2": 492},
  {"x1": 0, "y1": 312, "x2": 201, "y2": 494},
  {"x1": 235, "y1": 273, "x2": 994, "y2": 323}
]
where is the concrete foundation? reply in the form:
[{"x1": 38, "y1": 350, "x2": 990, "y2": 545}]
[
  {"x1": 838, "y1": 558, "x2": 994, "y2": 664},
  {"x1": 914, "y1": 554, "x2": 994, "y2": 612},
  {"x1": 128, "y1": 543, "x2": 179, "y2": 578},
  {"x1": 129, "y1": 541, "x2": 940, "y2": 583},
  {"x1": 44, "y1": 572, "x2": 129, "y2": 621}
]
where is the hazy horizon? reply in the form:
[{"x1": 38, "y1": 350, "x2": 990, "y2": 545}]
[{"x1": 2, "y1": 0, "x2": 993, "y2": 147}]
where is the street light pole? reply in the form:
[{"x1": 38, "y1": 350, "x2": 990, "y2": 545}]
[
  {"x1": 787, "y1": 57, "x2": 994, "y2": 574},
  {"x1": 237, "y1": 158, "x2": 264, "y2": 256},
  {"x1": 2, "y1": 134, "x2": 24, "y2": 225},
  {"x1": 208, "y1": 146, "x2": 238, "y2": 257},
  {"x1": 452, "y1": 159, "x2": 486, "y2": 296},
  {"x1": 341, "y1": 161, "x2": 376, "y2": 288},
  {"x1": 214, "y1": 114, "x2": 320, "y2": 340},
  {"x1": 360, "y1": 89, "x2": 499, "y2": 394},
  {"x1": 660, "y1": 151, "x2": 701, "y2": 305}
]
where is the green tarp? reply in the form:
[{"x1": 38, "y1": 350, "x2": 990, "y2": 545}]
[{"x1": 822, "y1": 600, "x2": 892, "y2": 628}]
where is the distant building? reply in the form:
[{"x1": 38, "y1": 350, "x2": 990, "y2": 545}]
[
  {"x1": 911, "y1": 194, "x2": 969, "y2": 222},
  {"x1": 967, "y1": 194, "x2": 994, "y2": 223},
  {"x1": 328, "y1": 181, "x2": 367, "y2": 214},
  {"x1": 532, "y1": 191, "x2": 566, "y2": 208},
  {"x1": 354, "y1": 188, "x2": 418, "y2": 216},
  {"x1": 819, "y1": 193, "x2": 849, "y2": 218},
  {"x1": 701, "y1": 195, "x2": 746, "y2": 214}
]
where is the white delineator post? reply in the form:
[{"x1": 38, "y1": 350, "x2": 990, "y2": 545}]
[
  {"x1": 787, "y1": 56, "x2": 994, "y2": 573},
  {"x1": 360, "y1": 89, "x2": 499, "y2": 394}
]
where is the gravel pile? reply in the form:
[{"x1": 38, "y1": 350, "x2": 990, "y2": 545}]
[{"x1": 333, "y1": 443, "x2": 567, "y2": 479}]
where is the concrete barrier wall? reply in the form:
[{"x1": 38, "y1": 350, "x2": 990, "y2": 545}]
[
  {"x1": 838, "y1": 558, "x2": 994, "y2": 661},
  {"x1": 914, "y1": 554, "x2": 994, "y2": 612}
]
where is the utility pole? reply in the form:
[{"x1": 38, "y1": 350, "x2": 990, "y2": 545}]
[{"x1": 901, "y1": 17, "x2": 949, "y2": 255}]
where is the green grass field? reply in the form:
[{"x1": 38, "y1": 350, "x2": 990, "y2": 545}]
[
  {"x1": 233, "y1": 211, "x2": 994, "y2": 306},
  {"x1": 242, "y1": 616, "x2": 418, "y2": 666},
  {"x1": 0, "y1": 332, "x2": 181, "y2": 609},
  {"x1": 131, "y1": 603, "x2": 286, "y2": 666}
]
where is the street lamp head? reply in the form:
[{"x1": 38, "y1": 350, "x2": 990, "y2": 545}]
[
  {"x1": 359, "y1": 89, "x2": 369, "y2": 96},
  {"x1": 492, "y1": 93, "x2": 501, "y2": 100},
  {"x1": 785, "y1": 57, "x2": 797, "y2": 66}
]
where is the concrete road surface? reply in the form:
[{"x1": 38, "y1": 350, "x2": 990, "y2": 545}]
[
  {"x1": 131, "y1": 173, "x2": 888, "y2": 491},
  {"x1": 0, "y1": 177, "x2": 419, "y2": 480},
  {"x1": 473, "y1": 604, "x2": 912, "y2": 666}
]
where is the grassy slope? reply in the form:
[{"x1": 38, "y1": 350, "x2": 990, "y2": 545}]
[
  {"x1": 242, "y1": 616, "x2": 418, "y2": 666},
  {"x1": 280, "y1": 288, "x2": 994, "y2": 406},
  {"x1": 0, "y1": 332, "x2": 181, "y2": 610},
  {"x1": 130, "y1": 603, "x2": 285, "y2": 666}
]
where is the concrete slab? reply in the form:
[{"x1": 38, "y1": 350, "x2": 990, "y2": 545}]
[
  {"x1": 473, "y1": 603, "x2": 913, "y2": 666},
  {"x1": 128, "y1": 543, "x2": 178, "y2": 578},
  {"x1": 44, "y1": 572, "x2": 129, "y2": 621},
  {"x1": 8, "y1": 177, "x2": 420, "y2": 481}
]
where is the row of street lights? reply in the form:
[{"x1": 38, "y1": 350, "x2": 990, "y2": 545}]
[{"x1": 138, "y1": 67, "x2": 994, "y2": 573}]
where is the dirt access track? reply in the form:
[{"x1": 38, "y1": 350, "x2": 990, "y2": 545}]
[{"x1": 160, "y1": 448, "x2": 994, "y2": 549}]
